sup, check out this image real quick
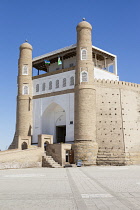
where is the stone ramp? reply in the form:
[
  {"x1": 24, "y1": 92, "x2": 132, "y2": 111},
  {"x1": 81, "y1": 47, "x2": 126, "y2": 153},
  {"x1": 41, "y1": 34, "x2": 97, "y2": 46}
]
[{"x1": 0, "y1": 148, "x2": 43, "y2": 170}]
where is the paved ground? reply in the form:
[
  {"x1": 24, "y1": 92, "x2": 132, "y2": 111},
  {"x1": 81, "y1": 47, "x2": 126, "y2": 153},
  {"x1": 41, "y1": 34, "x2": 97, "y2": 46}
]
[{"x1": 0, "y1": 166, "x2": 140, "y2": 210}]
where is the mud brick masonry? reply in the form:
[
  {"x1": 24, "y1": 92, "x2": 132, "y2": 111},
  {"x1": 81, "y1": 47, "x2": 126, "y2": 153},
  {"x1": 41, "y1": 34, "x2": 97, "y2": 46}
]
[{"x1": 1, "y1": 19, "x2": 140, "y2": 169}]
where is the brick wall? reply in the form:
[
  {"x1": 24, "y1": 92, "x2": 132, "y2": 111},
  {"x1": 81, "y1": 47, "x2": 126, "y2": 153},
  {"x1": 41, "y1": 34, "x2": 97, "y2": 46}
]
[
  {"x1": 0, "y1": 147, "x2": 44, "y2": 169},
  {"x1": 46, "y1": 143, "x2": 71, "y2": 166},
  {"x1": 95, "y1": 79, "x2": 140, "y2": 165}
]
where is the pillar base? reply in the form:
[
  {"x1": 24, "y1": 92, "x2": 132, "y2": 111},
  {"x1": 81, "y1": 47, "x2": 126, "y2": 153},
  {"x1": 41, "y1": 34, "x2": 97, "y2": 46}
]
[{"x1": 72, "y1": 141, "x2": 98, "y2": 165}]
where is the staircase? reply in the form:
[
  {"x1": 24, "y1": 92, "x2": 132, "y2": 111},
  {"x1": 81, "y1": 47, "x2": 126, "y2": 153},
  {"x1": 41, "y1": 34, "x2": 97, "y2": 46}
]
[
  {"x1": 96, "y1": 149, "x2": 125, "y2": 166},
  {"x1": 42, "y1": 155, "x2": 62, "y2": 168}
]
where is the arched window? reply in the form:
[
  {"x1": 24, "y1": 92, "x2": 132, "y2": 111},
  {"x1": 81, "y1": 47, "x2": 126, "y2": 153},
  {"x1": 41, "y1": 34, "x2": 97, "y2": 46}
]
[
  {"x1": 42, "y1": 83, "x2": 45, "y2": 91},
  {"x1": 70, "y1": 76, "x2": 74, "y2": 86},
  {"x1": 23, "y1": 84, "x2": 29, "y2": 95},
  {"x1": 22, "y1": 65, "x2": 28, "y2": 75},
  {"x1": 21, "y1": 142, "x2": 28, "y2": 150},
  {"x1": 81, "y1": 71, "x2": 88, "y2": 82},
  {"x1": 36, "y1": 84, "x2": 39, "y2": 92},
  {"x1": 49, "y1": 81, "x2": 52, "y2": 90},
  {"x1": 81, "y1": 49, "x2": 87, "y2": 60},
  {"x1": 69, "y1": 63, "x2": 74, "y2": 67},
  {"x1": 56, "y1": 80, "x2": 59, "y2": 88},
  {"x1": 63, "y1": 78, "x2": 66, "y2": 87}
]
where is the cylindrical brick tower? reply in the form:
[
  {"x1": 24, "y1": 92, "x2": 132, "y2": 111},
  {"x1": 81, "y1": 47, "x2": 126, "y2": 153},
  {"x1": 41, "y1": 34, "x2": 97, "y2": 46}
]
[
  {"x1": 9, "y1": 42, "x2": 33, "y2": 149},
  {"x1": 73, "y1": 20, "x2": 98, "y2": 165}
]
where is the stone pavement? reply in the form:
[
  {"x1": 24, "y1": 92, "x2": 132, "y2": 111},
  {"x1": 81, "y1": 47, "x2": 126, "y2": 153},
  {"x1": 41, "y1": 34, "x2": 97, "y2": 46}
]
[{"x1": 0, "y1": 165, "x2": 140, "y2": 210}]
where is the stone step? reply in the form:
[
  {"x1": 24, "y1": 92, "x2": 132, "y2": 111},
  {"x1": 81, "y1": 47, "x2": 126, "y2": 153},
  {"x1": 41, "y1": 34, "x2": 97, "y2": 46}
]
[
  {"x1": 42, "y1": 155, "x2": 62, "y2": 168},
  {"x1": 45, "y1": 158, "x2": 59, "y2": 163},
  {"x1": 97, "y1": 157, "x2": 125, "y2": 161},
  {"x1": 52, "y1": 165, "x2": 62, "y2": 168},
  {"x1": 46, "y1": 160, "x2": 60, "y2": 165},
  {"x1": 97, "y1": 152, "x2": 125, "y2": 156},
  {"x1": 98, "y1": 149, "x2": 124, "y2": 153},
  {"x1": 43, "y1": 163, "x2": 61, "y2": 168},
  {"x1": 97, "y1": 150, "x2": 126, "y2": 166},
  {"x1": 97, "y1": 160, "x2": 125, "y2": 166},
  {"x1": 97, "y1": 154, "x2": 125, "y2": 158},
  {"x1": 98, "y1": 150, "x2": 124, "y2": 154},
  {"x1": 46, "y1": 158, "x2": 60, "y2": 164}
]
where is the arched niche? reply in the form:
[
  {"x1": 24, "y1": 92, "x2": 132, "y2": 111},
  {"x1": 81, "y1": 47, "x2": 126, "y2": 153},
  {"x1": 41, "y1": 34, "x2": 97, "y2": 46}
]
[
  {"x1": 44, "y1": 141, "x2": 50, "y2": 151},
  {"x1": 21, "y1": 142, "x2": 28, "y2": 150},
  {"x1": 42, "y1": 102, "x2": 66, "y2": 143}
]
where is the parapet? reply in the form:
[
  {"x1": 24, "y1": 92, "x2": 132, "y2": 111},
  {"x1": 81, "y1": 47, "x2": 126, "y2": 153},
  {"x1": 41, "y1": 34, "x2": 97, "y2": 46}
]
[{"x1": 94, "y1": 79, "x2": 140, "y2": 90}]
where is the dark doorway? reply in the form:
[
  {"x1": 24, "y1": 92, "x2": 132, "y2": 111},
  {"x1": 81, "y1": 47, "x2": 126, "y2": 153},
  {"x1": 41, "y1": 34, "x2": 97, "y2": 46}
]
[
  {"x1": 69, "y1": 150, "x2": 74, "y2": 164},
  {"x1": 66, "y1": 150, "x2": 69, "y2": 162},
  {"x1": 21, "y1": 142, "x2": 28, "y2": 150},
  {"x1": 44, "y1": 141, "x2": 47, "y2": 151},
  {"x1": 44, "y1": 141, "x2": 49, "y2": 152},
  {"x1": 56, "y1": 126, "x2": 66, "y2": 143},
  {"x1": 65, "y1": 150, "x2": 74, "y2": 163}
]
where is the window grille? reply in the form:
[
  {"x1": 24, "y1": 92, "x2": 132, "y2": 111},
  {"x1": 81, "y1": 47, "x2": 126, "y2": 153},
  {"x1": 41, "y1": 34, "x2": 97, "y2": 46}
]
[
  {"x1": 22, "y1": 65, "x2": 28, "y2": 75},
  {"x1": 23, "y1": 85, "x2": 29, "y2": 95},
  {"x1": 63, "y1": 78, "x2": 66, "y2": 87},
  {"x1": 69, "y1": 63, "x2": 74, "y2": 67},
  {"x1": 81, "y1": 49, "x2": 87, "y2": 60},
  {"x1": 81, "y1": 71, "x2": 88, "y2": 82},
  {"x1": 49, "y1": 81, "x2": 52, "y2": 90},
  {"x1": 56, "y1": 80, "x2": 59, "y2": 88},
  {"x1": 42, "y1": 83, "x2": 45, "y2": 91},
  {"x1": 70, "y1": 76, "x2": 74, "y2": 86},
  {"x1": 36, "y1": 84, "x2": 39, "y2": 92}
]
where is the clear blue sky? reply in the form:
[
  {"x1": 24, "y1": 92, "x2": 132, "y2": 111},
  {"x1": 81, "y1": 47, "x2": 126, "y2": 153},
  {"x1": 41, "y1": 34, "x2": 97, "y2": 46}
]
[{"x1": 0, "y1": 0, "x2": 140, "y2": 150}]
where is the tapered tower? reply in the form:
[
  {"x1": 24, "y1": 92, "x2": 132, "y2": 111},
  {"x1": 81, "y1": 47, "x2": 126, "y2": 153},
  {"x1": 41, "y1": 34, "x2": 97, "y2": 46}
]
[
  {"x1": 73, "y1": 20, "x2": 98, "y2": 165},
  {"x1": 9, "y1": 41, "x2": 33, "y2": 149}
]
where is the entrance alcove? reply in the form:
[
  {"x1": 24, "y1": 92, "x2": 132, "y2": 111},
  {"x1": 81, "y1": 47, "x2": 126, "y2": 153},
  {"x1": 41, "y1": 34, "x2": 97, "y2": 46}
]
[
  {"x1": 42, "y1": 102, "x2": 66, "y2": 143},
  {"x1": 21, "y1": 142, "x2": 28, "y2": 150},
  {"x1": 44, "y1": 141, "x2": 49, "y2": 151}
]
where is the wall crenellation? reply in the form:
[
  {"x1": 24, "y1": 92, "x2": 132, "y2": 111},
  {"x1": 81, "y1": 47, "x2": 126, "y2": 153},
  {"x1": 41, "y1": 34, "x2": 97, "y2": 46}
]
[{"x1": 94, "y1": 79, "x2": 140, "y2": 90}]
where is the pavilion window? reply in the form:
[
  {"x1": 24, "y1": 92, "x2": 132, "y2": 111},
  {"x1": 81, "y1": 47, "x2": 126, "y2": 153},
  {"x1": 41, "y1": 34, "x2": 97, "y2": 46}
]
[
  {"x1": 56, "y1": 80, "x2": 59, "y2": 88},
  {"x1": 42, "y1": 83, "x2": 45, "y2": 91},
  {"x1": 36, "y1": 84, "x2": 39, "y2": 92},
  {"x1": 63, "y1": 78, "x2": 66, "y2": 87},
  {"x1": 70, "y1": 76, "x2": 74, "y2": 86},
  {"x1": 49, "y1": 81, "x2": 52, "y2": 90},
  {"x1": 69, "y1": 63, "x2": 74, "y2": 67}
]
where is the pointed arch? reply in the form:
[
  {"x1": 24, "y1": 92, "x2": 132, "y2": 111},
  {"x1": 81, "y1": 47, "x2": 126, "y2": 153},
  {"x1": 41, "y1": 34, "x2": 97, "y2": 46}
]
[
  {"x1": 81, "y1": 48, "x2": 87, "y2": 60},
  {"x1": 42, "y1": 102, "x2": 66, "y2": 143}
]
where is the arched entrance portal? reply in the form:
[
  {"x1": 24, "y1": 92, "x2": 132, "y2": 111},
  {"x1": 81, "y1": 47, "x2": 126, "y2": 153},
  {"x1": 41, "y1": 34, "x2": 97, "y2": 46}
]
[{"x1": 42, "y1": 103, "x2": 66, "y2": 143}]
